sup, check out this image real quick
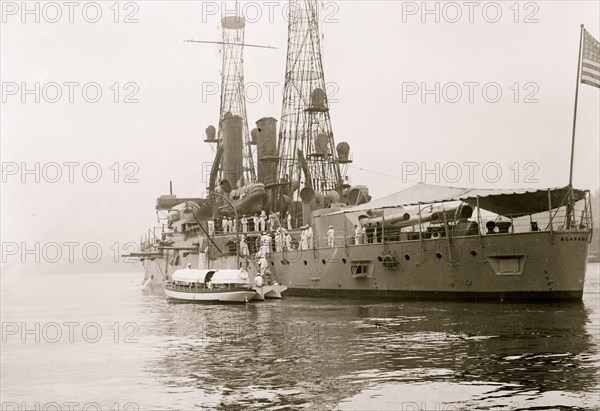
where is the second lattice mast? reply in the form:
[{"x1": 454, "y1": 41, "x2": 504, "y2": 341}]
[{"x1": 276, "y1": 0, "x2": 348, "y2": 198}]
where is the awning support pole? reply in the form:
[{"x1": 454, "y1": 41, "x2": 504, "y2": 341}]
[
  {"x1": 441, "y1": 204, "x2": 454, "y2": 268},
  {"x1": 476, "y1": 196, "x2": 484, "y2": 250},
  {"x1": 418, "y1": 203, "x2": 423, "y2": 263},
  {"x1": 547, "y1": 189, "x2": 554, "y2": 244}
]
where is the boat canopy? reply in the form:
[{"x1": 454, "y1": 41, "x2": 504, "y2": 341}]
[
  {"x1": 330, "y1": 183, "x2": 587, "y2": 218},
  {"x1": 172, "y1": 269, "x2": 249, "y2": 284}
]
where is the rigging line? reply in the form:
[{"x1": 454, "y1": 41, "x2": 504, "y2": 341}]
[
  {"x1": 184, "y1": 40, "x2": 277, "y2": 50},
  {"x1": 188, "y1": 150, "x2": 215, "y2": 197},
  {"x1": 188, "y1": 170, "x2": 204, "y2": 197},
  {"x1": 348, "y1": 165, "x2": 421, "y2": 184}
]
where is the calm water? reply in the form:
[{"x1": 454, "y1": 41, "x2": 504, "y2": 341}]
[{"x1": 1, "y1": 264, "x2": 599, "y2": 410}]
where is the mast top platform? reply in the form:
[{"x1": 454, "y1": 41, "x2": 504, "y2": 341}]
[{"x1": 222, "y1": 15, "x2": 245, "y2": 30}]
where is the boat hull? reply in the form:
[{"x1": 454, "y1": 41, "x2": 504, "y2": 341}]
[
  {"x1": 164, "y1": 287, "x2": 256, "y2": 302},
  {"x1": 252, "y1": 284, "x2": 289, "y2": 300}
]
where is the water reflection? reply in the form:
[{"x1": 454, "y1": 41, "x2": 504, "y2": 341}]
[{"x1": 143, "y1": 292, "x2": 598, "y2": 410}]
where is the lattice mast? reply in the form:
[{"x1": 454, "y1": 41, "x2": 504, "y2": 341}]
[
  {"x1": 216, "y1": 12, "x2": 256, "y2": 184},
  {"x1": 276, "y1": 0, "x2": 342, "y2": 196}
]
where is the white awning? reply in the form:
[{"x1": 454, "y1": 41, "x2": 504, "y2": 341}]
[
  {"x1": 327, "y1": 183, "x2": 586, "y2": 218},
  {"x1": 172, "y1": 269, "x2": 249, "y2": 284}
]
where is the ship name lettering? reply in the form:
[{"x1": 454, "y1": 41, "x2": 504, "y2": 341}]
[{"x1": 559, "y1": 236, "x2": 587, "y2": 242}]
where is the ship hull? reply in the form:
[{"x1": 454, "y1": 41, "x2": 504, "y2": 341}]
[
  {"x1": 141, "y1": 230, "x2": 590, "y2": 302},
  {"x1": 272, "y1": 230, "x2": 591, "y2": 302},
  {"x1": 282, "y1": 288, "x2": 582, "y2": 302}
]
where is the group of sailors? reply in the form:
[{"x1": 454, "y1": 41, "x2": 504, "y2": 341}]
[
  {"x1": 207, "y1": 209, "x2": 346, "y2": 254},
  {"x1": 298, "y1": 225, "x2": 313, "y2": 250},
  {"x1": 353, "y1": 223, "x2": 383, "y2": 244},
  {"x1": 245, "y1": 229, "x2": 293, "y2": 281},
  {"x1": 207, "y1": 210, "x2": 294, "y2": 236}
]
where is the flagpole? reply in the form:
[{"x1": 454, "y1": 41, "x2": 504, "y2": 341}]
[
  {"x1": 567, "y1": 24, "x2": 585, "y2": 228},
  {"x1": 569, "y1": 24, "x2": 585, "y2": 187}
]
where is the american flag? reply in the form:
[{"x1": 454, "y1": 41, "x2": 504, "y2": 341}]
[{"x1": 581, "y1": 28, "x2": 600, "y2": 88}]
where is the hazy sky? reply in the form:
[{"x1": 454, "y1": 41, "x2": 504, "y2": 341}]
[{"x1": 1, "y1": 1, "x2": 599, "y2": 268}]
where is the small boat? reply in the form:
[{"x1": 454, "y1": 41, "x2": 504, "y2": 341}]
[
  {"x1": 164, "y1": 269, "x2": 256, "y2": 302},
  {"x1": 252, "y1": 277, "x2": 288, "y2": 301}
]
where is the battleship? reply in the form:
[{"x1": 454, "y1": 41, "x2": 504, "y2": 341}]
[{"x1": 129, "y1": 2, "x2": 596, "y2": 301}]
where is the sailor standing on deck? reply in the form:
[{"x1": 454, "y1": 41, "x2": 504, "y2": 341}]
[
  {"x1": 300, "y1": 226, "x2": 308, "y2": 250},
  {"x1": 259, "y1": 232, "x2": 269, "y2": 255},
  {"x1": 327, "y1": 226, "x2": 335, "y2": 247},
  {"x1": 232, "y1": 217, "x2": 237, "y2": 233},
  {"x1": 253, "y1": 214, "x2": 259, "y2": 232},
  {"x1": 287, "y1": 212, "x2": 292, "y2": 230},
  {"x1": 354, "y1": 224, "x2": 361, "y2": 245},
  {"x1": 274, "y1": 228, "x2": 283, "y2": 252},
  {"x1": 257, "y1": 241, "x2": 268, "y2": 258},
  {"x1": 208, "y1": 219, "x2": 215, "y2": 236},
  {"x1": 240, "y1": 235, "x2": 249, "y2": 257},
  {"x1": 268, "y1": 213, "x2": 276, "y2": 232},
  {"x1": 259, "y1": 213, "x2": 266, "y2": 232},
  {"x1": 258, "y1": 255, "x2": 268, "y2": 275},
  {"x1": 365, "y1": 223, "x2": 374, "y2": 244},
  {"x1": 375, "y1": 222, "x2": 382, "y2": 243},
  {"x1": 306, "y1": 225, "x2": 314, "y2": 249},
  {"x1": 221, "y1": 218, "x2": 227, "y2": 233},
  {"x1": 241, "y1": 215, "x2": 248, "y2": 233},
  {"x1": 227, "y1": 218, "x2": 233, "y2": 233},
  {"x1": 285, "y1": 231, "x2": 293, "y2": 250},
  {"x1": 299, "y1": 227, "x2": 305, "y2": 250}
]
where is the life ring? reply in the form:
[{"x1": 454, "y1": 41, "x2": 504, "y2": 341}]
[
  {"x1": 432, "y1": 232, "x2": 441, "y2": 239},
  {"x1": 238, "y1": 270, "x2": 249, "y2": 280},
  {"x1": 255, "y1": 275, "x2": 264, "y2": 287}
]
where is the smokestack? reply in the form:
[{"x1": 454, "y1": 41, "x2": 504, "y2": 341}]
[
  {"x1": 300, "y1": 186, "x2": 315, "y2": 227},
  {"x1": 221, "y1": 115, "x2": 243, "y2": 188},
  {"x1": 256, "y1": 117, "x2": 278, "y2": 185}
]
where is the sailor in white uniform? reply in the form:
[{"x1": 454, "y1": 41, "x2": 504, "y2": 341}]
[{"x1": 327, "y1": 226, "x2": 335, "y2": 247}]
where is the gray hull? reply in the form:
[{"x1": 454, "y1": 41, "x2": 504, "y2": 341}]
[
  {"x1": 141, "y1": 230, "x2": 590, "y2": 302},
  {"x1": 272, "y1": 231, "x2": 590, "y2": 302}
]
